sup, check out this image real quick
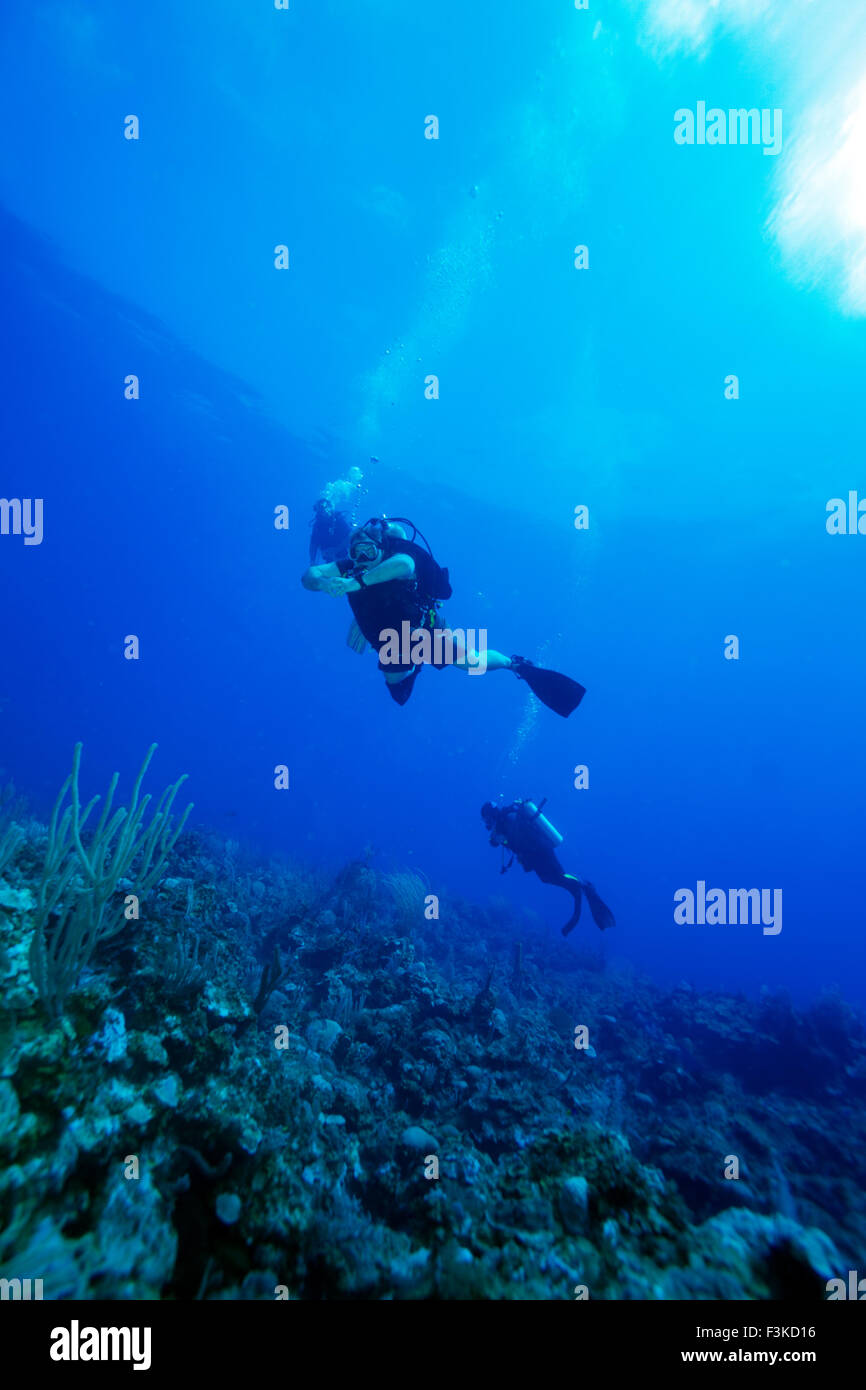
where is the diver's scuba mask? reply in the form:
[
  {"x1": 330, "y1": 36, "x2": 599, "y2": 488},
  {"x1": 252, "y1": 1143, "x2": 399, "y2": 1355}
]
[{"x1": 349, "y1": 525, "x2": 384, "y2": 566}]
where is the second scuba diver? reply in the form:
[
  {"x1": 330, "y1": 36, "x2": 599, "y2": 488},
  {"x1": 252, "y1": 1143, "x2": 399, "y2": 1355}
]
[
  {"x1": 301, "y1": 515, "x2": 587, "y2": 713},
  {"x1": 481, "y1": 798, "x2": 615, "y2": 936},
  {"x1": 308, "y1": 466, "x2": 365, "y2": 563},
  {"x1": 309, "y1": 498, "x2": 352, "y2": 564}
]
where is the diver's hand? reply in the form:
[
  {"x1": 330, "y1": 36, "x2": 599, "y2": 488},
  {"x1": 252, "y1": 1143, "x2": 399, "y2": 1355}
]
[{"x1": 322, "y1": 576, "x2": 356, "y2": 596}]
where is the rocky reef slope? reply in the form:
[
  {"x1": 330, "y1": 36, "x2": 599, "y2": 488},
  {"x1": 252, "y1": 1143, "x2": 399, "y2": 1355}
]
[{"x1": 1, "y1": 827, "x2": 863, "y2": 1299}]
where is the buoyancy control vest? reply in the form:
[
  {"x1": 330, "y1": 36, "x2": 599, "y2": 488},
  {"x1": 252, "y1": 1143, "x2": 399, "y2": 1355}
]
[{"x1": 343, "y1": 531, "x2": 452, "y2": 648}]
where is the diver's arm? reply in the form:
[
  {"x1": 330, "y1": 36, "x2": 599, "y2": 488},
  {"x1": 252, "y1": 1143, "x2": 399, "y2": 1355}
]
[
  {"x1": 350, "y1": 553, "x2": 415, "y2": 588},
  {"x1": 497, "y1": 812, "x2": 521, "y2": 849},
  {"x1": 301, "y1": 561, "x2": 342, "y2": 591},
  {"x1": 334, "y1": 553, "x2": 416, "y2": 593},
  {"x1": 488, "y1": 811, "x2": 511, "y2": 847},
  {"x1": 307, "y1": 553, "x2": 415, "y2": 597}
]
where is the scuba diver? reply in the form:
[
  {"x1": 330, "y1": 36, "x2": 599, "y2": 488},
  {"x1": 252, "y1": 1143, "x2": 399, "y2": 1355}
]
[
  {"x1": 481, "y1": 798, "x2": 615, "y2": 936},
  {"x1": 309, "y1": 497, "x2": 352, "y2": 564},
  {"x1": 301, "y1": 515, "x2": 587, "y2": 713},
  {"x1": 308, "y1": 466, "x2": 365, "y2": 563}
]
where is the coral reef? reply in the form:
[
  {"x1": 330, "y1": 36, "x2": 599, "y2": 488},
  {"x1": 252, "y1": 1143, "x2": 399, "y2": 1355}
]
[{"x1": 1, "y1": 809, "x2": 864, "y2": 1300}]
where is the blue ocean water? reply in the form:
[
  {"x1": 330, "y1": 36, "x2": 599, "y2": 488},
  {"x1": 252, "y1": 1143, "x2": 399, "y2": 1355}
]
[
  {"x1": 2, "y1": 0, "x2": 862, "y2": 1004},
  {"x1": 0, "y1": 0, "x2": 865, "y2": 1309}
]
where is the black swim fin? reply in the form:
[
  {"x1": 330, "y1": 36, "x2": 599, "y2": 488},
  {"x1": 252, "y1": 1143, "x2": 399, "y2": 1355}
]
[
  {"x1": 510, "y1": 656, "x2": 585, "y2": 717},
  {"x1": 582, "y1": 880, "x2": 615, "y2": 931}
]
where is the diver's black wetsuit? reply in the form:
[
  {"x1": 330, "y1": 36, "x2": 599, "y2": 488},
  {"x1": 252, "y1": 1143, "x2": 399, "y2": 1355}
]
[{"x1": 338, "y1": 536, "x2": 451, "y2": 704}]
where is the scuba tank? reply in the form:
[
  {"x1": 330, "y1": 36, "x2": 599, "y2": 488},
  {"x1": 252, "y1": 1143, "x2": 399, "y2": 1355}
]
[{"x1": 518, "y1": 798, "x2": 563, "y2": 847}]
